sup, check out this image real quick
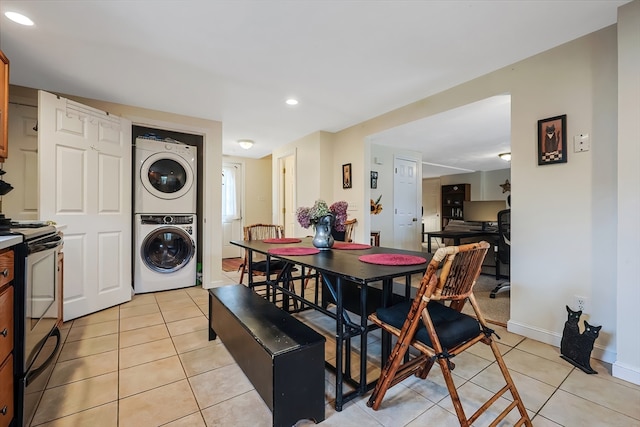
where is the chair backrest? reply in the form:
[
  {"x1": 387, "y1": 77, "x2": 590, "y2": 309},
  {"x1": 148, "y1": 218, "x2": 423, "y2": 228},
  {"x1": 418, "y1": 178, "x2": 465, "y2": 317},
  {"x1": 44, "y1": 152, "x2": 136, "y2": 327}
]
[
  {"x1": 243, "y1": 224, "x2": 284, "y2": 241},
  {"x1": 331, "y1": 218, "x2": 357, "y2": 242},
  {"x1": 417, "y1": 241, "x2": 490, "y2": 303},
  {"x1": 343, "y1": 218, "x2": 357, "y2": 242},
  {"x1": 497, "y1": 209, "x2": 510, "y2": 264}
]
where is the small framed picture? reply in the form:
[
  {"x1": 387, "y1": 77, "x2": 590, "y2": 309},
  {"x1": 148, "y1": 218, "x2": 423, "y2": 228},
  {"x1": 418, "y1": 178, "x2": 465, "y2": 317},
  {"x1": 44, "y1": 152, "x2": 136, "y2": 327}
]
[
  {"x1": 538, "y1": 114, "x2": 567, "y2": 165},
  {"x1": 370, "y1": 171, "x2": 378, "y2": 189},
  {"x1": 342, "y1": 163, "x2": 352, "y2": 189}
]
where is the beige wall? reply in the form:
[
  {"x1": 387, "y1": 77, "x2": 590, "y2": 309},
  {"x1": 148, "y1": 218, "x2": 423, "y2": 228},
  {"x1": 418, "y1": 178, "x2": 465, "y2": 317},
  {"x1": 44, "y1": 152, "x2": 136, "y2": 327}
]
[
  {"x1": 272, "y1": 131, "x2": 335, "y2": 238},
  {"x1": 441, "y1": 168, "x2": 510, "y2": 202},
  {"x1": 325, "y1": 19, "x2": 636, "y2": 382},
  {"x1": 615, "y1": 0, "x2": 640, "y2": 383},
  {"x1": 224, "y1": 155, "x2": 273, "y2": 226}
]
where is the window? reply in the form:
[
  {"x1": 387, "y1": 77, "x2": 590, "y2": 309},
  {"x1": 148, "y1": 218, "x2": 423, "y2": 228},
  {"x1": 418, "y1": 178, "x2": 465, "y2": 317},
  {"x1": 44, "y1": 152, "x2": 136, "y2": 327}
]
[{"x1": 222, "y1": 164, "x2": 240, "y2": 220}]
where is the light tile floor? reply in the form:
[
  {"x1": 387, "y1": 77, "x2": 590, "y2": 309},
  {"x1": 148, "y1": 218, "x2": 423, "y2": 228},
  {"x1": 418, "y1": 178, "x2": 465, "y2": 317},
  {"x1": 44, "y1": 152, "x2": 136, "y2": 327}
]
[{"x1": 30, "y1": 270, "x2": 640, "y2": 427}]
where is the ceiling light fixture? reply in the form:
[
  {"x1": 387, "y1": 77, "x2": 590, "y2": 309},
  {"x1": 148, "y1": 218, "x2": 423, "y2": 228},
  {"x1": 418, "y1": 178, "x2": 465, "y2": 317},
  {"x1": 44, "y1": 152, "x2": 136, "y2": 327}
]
[
  {"x1": 499, "y1": 152, "x2": 512, "y2": 161},
  {"x1": 5, "y1": 11, "x2": 34, "y2": 26},
  {"x1": 237, "y1": 139, "x2": 254, "y2": 150},
  {"x1": 285, "y1": 98, "x2": 299, "y2": 106}
]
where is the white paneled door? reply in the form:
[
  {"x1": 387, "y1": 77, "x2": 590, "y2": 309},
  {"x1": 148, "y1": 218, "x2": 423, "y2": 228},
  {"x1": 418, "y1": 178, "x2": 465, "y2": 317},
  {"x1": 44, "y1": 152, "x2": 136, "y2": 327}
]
[
  {"x1": 393, "y1": 157, "x2": 420, "y2": 251},
  {"x1": 4, "y1": 103, "x2": 38, "y2": 220},
  {"x1": 38, "y1": 91, "x2": 132, "y2": 321}
]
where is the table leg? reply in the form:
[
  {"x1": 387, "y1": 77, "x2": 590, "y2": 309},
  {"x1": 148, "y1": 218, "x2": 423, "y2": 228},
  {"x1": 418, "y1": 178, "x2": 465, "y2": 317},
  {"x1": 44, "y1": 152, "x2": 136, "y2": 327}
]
[
  {"x1": 334, "y1": 276, "x2": 344, "y2": 412},
  {"x1": 381, "y1": 278, "x2": 393, "y2": 362},
  {"x1": 427, "y1": 235, "x2": 432, "y2": 253},
  {"x1": 359, "y1": 283, "x2": 368, "y2": 395},
  {"x1": 495, "y1": 239, "x2": 501, "y2": 280}
]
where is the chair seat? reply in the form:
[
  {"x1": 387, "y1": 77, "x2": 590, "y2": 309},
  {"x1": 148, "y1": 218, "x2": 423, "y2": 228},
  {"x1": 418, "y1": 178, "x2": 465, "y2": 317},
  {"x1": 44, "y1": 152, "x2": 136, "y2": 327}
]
[
  {"x1": 376, "y1": 300, "x2": 480, "y2": 349},
  {"x1": 251, "y1": 260, "x2": 287, "y2": 273}
]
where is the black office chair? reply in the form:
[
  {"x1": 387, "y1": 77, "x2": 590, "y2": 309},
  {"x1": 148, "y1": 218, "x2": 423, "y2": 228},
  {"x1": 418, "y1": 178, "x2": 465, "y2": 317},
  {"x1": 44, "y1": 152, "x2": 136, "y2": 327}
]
[{"x1": 490, "y1": 208, "x2": 510, "y2": 298}]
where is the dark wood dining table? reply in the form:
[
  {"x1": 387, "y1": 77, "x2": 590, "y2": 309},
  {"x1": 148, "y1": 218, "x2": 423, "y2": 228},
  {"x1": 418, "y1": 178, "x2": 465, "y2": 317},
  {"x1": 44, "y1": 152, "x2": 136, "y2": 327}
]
[{"x1": 230, "y1": 237, "x2": 432, "y2": 411}]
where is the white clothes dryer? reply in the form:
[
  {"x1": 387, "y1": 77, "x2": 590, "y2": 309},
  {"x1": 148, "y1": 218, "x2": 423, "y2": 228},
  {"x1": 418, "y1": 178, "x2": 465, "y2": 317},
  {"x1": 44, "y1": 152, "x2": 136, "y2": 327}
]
[
  {"x1": 134, "y1": 214, "x2": 197, "y2": 293},
  {"x1": 135, "y1": 137, "x2": 197, "y2": 214}
]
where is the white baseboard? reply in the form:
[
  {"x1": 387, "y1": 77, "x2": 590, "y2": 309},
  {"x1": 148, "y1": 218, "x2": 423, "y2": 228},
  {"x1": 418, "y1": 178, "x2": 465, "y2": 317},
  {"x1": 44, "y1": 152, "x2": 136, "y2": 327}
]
[
  {"x1": 612, "y1": 362, "x2": 640, "y2": 386},
  {"x1": 507, "y1": 319, "x2": 617, "y2": 364},
  {"x1": 203, "y1": 279, "x2": 227, "y2": 289}
]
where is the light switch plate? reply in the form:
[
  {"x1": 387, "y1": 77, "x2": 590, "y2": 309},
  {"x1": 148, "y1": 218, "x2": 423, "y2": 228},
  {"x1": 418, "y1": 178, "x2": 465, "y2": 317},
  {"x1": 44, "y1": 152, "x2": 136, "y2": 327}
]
[{"x1": 573, "y1": 134, "x2": 590, "y2": 152}]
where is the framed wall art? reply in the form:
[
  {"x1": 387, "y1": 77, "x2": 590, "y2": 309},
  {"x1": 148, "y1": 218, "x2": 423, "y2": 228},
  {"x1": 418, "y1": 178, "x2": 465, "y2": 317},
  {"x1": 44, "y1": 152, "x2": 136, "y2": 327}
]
[
  {"x1": 370, "y1": 171, "x2": 378, "y2": 189},
  {"x1": 538, "y1": 114, "x2": 567, "y2": 165},
  {"x1": 342, "y1": 163, "x2": 352, "y2": 189}
]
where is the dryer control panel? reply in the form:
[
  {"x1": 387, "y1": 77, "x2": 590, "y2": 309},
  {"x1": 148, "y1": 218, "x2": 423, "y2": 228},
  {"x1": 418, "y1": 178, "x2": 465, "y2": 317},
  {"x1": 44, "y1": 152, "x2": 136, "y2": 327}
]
[{"x1": 139, "y1": 214, "x2": 194, "y2": 225}]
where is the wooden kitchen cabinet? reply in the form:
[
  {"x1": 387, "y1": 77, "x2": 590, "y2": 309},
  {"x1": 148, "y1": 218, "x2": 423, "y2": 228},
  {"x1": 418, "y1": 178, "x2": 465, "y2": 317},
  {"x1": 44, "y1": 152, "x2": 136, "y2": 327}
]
[
  {"x1": 0, "y1": 248, "x2": 15, "y2": 427},
  {"x1": 0, "y1": 50, "x2": 8, "y2": 161}
]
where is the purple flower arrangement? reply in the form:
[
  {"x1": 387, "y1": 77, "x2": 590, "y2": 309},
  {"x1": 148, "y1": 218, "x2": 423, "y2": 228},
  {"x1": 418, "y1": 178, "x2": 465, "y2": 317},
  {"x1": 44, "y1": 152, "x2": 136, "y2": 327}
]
[{"x1": 296, "y1": 199, "x2": 349, "y2": 231}]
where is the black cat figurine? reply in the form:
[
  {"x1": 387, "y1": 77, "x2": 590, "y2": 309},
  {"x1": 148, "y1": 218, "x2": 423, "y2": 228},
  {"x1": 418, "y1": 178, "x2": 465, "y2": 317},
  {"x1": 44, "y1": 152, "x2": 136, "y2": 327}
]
[{"x1": 560, "y1": 305, "x2": 601, "y2": 374}]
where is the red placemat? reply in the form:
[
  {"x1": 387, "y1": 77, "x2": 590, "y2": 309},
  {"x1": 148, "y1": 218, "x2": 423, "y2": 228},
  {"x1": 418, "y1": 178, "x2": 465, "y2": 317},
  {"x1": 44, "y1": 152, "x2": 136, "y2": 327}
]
[
  {"x1": 268, "y1": 247, "x2": 320, "y2": 256},
  {"x1": 332, "y1": 242, "x2": 372, "y2": 250},
  {"x1": 358, "y1": 253, "x2": 427, "y2": 266},
  {"x1": 263, "y1": 237, "x2": 302, "y2": 244}
]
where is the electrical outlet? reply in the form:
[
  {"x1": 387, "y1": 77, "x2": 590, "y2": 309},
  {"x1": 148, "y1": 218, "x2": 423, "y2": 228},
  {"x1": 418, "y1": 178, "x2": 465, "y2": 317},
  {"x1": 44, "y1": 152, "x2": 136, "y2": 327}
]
[{"x1": 574, "y1": 295, "x2": 588, "y2": 312}]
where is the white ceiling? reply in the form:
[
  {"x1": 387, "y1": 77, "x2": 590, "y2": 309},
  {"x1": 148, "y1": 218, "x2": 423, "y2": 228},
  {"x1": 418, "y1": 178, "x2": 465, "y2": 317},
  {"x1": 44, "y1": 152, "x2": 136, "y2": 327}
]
[{"x1": 0, "y1": 1, "x2": 627, "y2": 176}]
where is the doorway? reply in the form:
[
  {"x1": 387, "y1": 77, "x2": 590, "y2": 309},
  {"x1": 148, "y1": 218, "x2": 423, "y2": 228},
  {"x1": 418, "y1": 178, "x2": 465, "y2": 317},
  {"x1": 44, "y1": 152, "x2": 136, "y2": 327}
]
[
  {"x1": 277, "y1": 152, "x2": 296, "y2": 237},
  {"x1": 222, "y1": 162, "x2": 243, "y2": 259}
]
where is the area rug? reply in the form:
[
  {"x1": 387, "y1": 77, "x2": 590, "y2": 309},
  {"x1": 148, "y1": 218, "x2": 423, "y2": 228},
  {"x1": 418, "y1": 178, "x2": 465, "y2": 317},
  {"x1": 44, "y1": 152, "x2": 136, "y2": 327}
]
[
  {"x1": 463, "y1": 274, "x2": 510, "y2": 326},
  {"x1": 222, "y1": 257, "x2": 243, "y2": 272}
]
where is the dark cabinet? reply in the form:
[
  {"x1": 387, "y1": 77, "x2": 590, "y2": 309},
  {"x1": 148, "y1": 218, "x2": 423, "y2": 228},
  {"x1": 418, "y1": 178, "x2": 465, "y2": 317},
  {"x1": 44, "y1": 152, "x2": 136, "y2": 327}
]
[
  {"x1": 441, "y1": 183, "x2": 470, "y2": 229},
  {"x1": 0, "y1": 249, "x2": 14, "y2": 427}
]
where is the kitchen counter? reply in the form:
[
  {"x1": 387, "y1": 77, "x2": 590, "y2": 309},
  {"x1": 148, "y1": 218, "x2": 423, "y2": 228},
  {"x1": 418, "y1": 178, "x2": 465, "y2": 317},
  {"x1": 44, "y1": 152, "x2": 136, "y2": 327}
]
[{"x1": 0, "y1": 234, "x2": 22, "y2": 250}]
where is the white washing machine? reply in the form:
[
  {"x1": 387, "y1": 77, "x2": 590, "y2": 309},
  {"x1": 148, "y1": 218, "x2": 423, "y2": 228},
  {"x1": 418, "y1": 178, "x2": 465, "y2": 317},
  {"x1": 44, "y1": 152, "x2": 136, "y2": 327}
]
[
  {"x1": 135, "y1": 137, "x2": 197, "y2": 214},
  {"x1": 134, "y1": 214, "x2": 197, "y2": 293}
]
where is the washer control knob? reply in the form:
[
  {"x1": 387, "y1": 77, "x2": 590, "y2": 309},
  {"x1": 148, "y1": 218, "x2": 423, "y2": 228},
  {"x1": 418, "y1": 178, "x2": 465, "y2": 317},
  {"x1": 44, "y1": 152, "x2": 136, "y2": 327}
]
[{"x1": 163, "y1": 216, "x2": 174, "y2": 224}]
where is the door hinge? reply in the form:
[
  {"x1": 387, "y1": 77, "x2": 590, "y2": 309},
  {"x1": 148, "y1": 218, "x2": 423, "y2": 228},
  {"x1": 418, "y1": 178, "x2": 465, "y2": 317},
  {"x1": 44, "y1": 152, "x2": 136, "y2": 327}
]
[
  {"x1": 282, "y1": 167, "x2": 286, "y2": 174},
  {"x1": 282, "y1": 207, "x2": 286, "y2": 214}
]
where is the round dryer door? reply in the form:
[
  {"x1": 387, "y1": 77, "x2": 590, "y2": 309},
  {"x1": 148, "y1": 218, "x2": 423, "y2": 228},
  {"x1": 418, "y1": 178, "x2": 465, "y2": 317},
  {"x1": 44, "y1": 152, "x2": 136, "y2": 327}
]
[
  {"x1": 140, "y1": 152, "x2": 194, "y2": 200},
  {"x1": 141, "y1": 226, "x2": 195, "y2": 273}
]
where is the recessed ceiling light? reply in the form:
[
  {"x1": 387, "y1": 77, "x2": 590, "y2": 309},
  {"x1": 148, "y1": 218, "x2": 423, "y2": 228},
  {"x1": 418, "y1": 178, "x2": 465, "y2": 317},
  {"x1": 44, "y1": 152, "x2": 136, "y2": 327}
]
[
  {"x1": 5, "y1": 11, "x2": 34, "y2": 26},
  {"x1": 285, "y1": 98, "x2": 298, "y2": 106}
]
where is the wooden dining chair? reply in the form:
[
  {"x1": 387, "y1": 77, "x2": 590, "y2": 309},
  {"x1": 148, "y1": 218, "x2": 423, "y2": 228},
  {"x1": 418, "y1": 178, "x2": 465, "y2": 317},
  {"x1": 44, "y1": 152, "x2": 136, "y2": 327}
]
[
  {"x1": 367, "y1": 241, "x2": 532, "y2": 426},
  {"x1": 330, "y1": 218, "x2": 357, "y2": 242},
  {"x1": 238, "y1": 223, "x2": 287, "y2": 285}
]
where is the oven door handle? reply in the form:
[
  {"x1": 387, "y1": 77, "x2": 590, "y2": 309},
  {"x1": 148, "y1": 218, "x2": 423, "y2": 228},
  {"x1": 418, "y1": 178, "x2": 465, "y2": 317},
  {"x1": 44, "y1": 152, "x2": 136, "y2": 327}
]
[
  {"x1": 41, "y1": 240, "x2": 62, "y2": 250},
  {"x1": 25, "y1": 327, "x2": 61, "y2": 387},
  {"x1": 28, "y1": 235, "x2": 63, "y2": 253}
]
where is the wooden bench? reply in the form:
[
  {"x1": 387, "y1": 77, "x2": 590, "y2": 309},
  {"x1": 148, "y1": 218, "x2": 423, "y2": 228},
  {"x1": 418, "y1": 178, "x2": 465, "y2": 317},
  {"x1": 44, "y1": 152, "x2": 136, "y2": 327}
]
[{"x1": 209, "y1": 284, "x2": 326, "y2": 427}]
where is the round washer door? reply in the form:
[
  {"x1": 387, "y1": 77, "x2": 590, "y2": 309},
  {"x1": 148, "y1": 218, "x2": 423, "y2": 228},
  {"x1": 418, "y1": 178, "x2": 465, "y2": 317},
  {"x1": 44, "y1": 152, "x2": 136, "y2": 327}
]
[
  {"x1": 141, "y1": 226, "x2": 195, "y2": 273},
  {"x1": 140, "y1": 152, "x2": 194, "y2": 200}
]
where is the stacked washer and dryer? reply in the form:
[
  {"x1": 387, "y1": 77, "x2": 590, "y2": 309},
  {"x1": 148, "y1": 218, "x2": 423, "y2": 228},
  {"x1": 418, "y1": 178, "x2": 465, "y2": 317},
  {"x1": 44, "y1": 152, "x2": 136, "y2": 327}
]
[{"x1": 133, "y1": 137, "x2": 198, "y2": 293}]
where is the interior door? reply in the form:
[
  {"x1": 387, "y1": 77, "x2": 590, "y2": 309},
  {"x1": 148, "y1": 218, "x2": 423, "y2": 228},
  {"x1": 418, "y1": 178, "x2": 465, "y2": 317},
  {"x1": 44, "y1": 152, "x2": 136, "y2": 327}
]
[
  {"x1": 38, "y1": 90, "x2": 132, "y2": 321},
  {"x1": 3, "y1": 103, "x2": 38, "y2": 220},
  {"x1": 422, "y1": 177, "x2": 441, "y2": 247},
  {"x1": 222, "y1": 162, "x2": 242, "y2": 258},
  {"x1": 283, "y1": 155, "x2": 295, "y2": 237},
  {"x1": 393, "y1": 157, "x2": 420, "y2": 250}
]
